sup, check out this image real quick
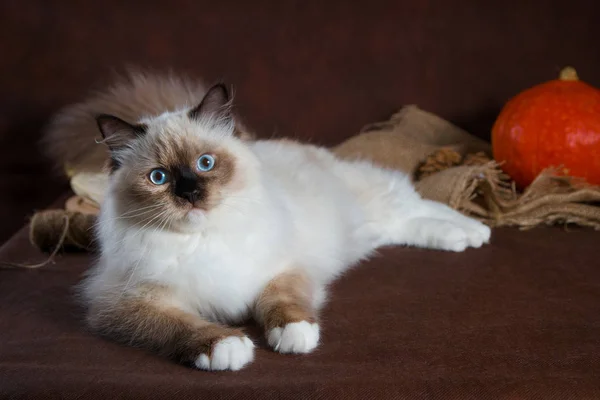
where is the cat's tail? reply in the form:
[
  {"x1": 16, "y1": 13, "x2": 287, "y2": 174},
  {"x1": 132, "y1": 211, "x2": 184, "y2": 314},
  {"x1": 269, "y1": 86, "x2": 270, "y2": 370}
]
[{"x1": 41, "y1": 68, "x2": 207, "y2": 175}]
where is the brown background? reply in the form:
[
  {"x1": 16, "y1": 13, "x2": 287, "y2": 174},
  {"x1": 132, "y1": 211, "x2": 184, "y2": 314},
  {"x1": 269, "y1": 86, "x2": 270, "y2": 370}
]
[{"x1": 1, "y1": 0, "x2": 600, "y2": 243}]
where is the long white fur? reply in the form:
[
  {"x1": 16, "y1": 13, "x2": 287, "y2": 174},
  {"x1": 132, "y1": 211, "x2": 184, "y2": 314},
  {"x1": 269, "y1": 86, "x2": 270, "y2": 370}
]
[{"x1": 83, "y1": 107, "x2": 491, "y2": 357}]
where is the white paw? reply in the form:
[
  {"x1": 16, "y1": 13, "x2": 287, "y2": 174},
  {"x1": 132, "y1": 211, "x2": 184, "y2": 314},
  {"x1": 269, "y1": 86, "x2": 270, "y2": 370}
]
[
  {"x1": 194, "y1": 336, "x2": 254, "y2": 371},
  {"x1": 267, "y1": 321, "x2": 320, "y2": 354},
  {"x1": 429, "y1": 220, "x2": 490, "y2": 252},
  {"x1": 455, "y1": 216, "x2": 492, "y2": 245},
  {"x1": 469, "y1": 220, "x2": 491, "y2": 246}
]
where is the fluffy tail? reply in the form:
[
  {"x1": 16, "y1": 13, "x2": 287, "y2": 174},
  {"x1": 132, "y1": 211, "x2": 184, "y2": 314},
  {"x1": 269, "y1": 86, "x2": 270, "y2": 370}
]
[{"x1": 42, "y1": 69, "x2": 207, "y2": 175}]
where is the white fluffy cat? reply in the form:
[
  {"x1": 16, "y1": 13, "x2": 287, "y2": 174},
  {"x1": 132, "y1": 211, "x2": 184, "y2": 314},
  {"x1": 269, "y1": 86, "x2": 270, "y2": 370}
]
[{"x1": 80, "y1": 83, "x2": 490, "y2": 371}]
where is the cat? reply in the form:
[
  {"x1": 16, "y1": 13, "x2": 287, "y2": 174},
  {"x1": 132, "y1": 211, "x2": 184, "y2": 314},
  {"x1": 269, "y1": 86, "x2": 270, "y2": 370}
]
[{"x1": 62, "y1": 75, "x2": 491, "y2": 372}]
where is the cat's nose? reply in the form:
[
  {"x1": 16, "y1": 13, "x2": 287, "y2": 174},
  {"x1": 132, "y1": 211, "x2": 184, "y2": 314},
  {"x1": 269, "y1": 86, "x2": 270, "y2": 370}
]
[{"x1": 180, "y1": 190, "x2": 200, "y2": 204}]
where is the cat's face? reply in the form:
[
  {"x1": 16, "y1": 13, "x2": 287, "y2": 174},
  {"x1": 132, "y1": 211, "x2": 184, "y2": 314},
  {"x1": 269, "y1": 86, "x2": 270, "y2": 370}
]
[{"x1": 97, "y1": 84, "x2": 257, "y2": 232}]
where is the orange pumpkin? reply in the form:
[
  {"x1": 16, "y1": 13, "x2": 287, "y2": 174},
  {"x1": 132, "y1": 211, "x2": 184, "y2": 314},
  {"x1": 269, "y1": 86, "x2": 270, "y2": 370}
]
[{"x1": 492, "y1": 67, "x2": 600, "y2": 188}]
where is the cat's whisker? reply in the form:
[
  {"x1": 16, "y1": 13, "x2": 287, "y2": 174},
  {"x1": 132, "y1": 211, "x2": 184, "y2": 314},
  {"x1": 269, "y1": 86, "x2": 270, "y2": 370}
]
[
  {"x1": 97, "y1": 208, "x2": 163, "y2": 224},
  {"x1": 119, "y1": 204, "x2": 164, "y2": 216},
  {"x1": 94, "y1": 215, "x2": 158, "y2": 236},
  {"x1": 166, "y1": 215, "x2": 175, "y2": 232},
  {"x1": 110, "y1": 207, "x2": 174, "y2": 239},
  {"x1": 158, "y1": 214, "x2": 172, "y2": 233},
  {"x1": 123, "y1": 209, "x2": 170, "y2": 243},
  {"x1": 134, "y1": 210, "x2": 170, "y2": 237},
  {"x1": 94, "y1": 204, "x2": 164, "y2": 227}
]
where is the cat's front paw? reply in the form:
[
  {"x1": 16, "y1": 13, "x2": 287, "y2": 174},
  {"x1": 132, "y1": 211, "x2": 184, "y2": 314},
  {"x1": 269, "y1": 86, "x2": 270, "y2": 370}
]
[
  {"x1": 267, "y1": 321, "x2": 320, "y2": 354},
  {"x1": 194, "y1": 336, "x2": 254, "y2": 371}
]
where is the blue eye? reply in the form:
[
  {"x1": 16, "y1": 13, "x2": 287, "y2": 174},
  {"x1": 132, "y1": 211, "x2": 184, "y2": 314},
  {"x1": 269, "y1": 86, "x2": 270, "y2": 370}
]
[
  {"x1": 149, "y1": 168, "x2": 169, "y2": 185},
  {"x1": 197, "y1": 154, "x2": 215, "y2": 172}
]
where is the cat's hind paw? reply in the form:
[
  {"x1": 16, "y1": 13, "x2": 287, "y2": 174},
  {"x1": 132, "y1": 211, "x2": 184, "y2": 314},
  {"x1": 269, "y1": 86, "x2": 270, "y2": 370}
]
[
  {"x1": 433, "y1": 220, "x2": 490, "y2": 252},
  {"x1": 267, "y1": 321, "x2": 320, "y2": 354},
  {"x1": 467, "y1": 221, "x2": 491, "y2": 247},
  {"x1": 194, "y1": 335, "x2": 254, "y2": 371},
  {"x1": 452, "y1": 215, "x2": 492, "y2": 246}
]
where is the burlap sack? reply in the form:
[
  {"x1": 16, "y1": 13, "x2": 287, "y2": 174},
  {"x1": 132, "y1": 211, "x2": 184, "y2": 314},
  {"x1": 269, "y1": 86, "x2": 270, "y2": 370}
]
[
  {"x1": 333, "y1": 105, "x2": 491, "y2": 174},
  {"x1": 333, "y1": 105, "x2": 600, "y2": 230}
]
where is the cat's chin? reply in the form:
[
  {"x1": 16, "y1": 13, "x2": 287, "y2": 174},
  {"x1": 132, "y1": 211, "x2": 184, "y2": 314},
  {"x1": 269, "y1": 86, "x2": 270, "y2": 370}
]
[
  {"x1": 169, "y1": 208, "x2": 208, "y2": 233},
  {"x1": 181, "y1": 208, "x2": 206, "y2": 231},
  {"x1": 186, "y1": 208, "x2": 207, "y2": 224}
]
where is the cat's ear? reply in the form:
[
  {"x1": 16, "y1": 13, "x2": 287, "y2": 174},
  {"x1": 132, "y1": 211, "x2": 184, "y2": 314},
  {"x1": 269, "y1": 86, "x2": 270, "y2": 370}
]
[
  {"x1": 96, "y1": 115, "x2": 147, "y2": 151},
  {"x1": 188, "y1": 83, "x2": 232, "y2": 124}
]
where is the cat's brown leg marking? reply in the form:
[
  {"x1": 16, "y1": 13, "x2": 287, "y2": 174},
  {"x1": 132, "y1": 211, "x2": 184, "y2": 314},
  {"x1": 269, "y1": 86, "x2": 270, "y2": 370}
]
[
  {"x1": 86, "y1": 284, "x2": 246, "y2": 366},
  {"x1": 254, "y1": 270, "x2": 316, "y2": 331}
]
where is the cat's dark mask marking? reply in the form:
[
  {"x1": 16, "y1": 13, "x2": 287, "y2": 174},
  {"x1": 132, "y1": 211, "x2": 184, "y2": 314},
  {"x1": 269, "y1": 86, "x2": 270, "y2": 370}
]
[
  {"x1": 172, "y1": 165, "x2": 206, "y2": 205},
  {"x1": 96, "y1": 115, "x2": 148, "y2": 171}
]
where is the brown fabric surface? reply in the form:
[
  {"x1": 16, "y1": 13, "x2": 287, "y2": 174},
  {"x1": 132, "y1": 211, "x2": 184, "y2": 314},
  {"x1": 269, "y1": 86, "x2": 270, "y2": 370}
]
[
  {"x1": 1, "y1": 222, "x2": 599, "y2": 399},
  {"x1": 2, "y1": 0, "x2": 600, "y2": 244}
]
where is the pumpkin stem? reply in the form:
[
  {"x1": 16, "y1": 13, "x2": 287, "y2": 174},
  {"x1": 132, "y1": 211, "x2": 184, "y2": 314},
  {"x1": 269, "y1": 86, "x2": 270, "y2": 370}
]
[{"x1": 559, "y1": 66, "x2": 579, "y2": 81}]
